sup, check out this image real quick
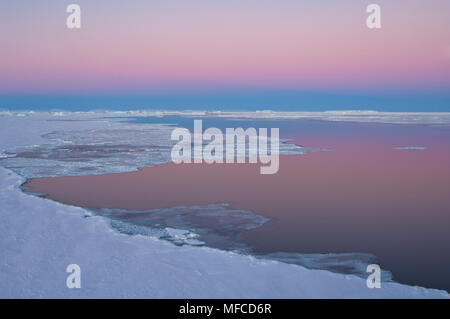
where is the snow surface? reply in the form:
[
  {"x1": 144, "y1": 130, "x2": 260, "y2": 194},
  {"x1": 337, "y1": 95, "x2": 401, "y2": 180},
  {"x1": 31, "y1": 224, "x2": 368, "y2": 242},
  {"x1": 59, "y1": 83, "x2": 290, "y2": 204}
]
[
  {"x1": 0, "y1": 167, "x2": 449, "y2": 298},
  {"x1": 1, "y1": 111, "x2": 449, "y2": 298}
]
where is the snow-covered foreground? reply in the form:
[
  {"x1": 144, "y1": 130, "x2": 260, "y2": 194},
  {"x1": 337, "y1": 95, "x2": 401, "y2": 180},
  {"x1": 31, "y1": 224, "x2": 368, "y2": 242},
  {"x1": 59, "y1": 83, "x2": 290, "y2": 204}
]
[{"x1": 0, "y1": 168, "x2": 448, "y2": 298}]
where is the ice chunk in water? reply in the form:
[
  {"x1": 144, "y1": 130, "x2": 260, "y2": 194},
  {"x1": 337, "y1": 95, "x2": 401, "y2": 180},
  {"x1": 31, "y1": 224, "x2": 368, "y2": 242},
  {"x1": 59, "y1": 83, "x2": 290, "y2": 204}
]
[{"x1": 97, "y1": 204, "x2": 269, "y2": 251}]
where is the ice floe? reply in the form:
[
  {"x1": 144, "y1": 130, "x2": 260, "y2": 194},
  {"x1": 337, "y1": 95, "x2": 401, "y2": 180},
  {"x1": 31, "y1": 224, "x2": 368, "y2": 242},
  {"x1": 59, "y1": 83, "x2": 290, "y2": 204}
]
[
  {"x1": 97, "y1": 204, "x2": 269, "y2": 251},
  {"x1": 0, "y1": 111, "x2": 307, "y2": 178}
]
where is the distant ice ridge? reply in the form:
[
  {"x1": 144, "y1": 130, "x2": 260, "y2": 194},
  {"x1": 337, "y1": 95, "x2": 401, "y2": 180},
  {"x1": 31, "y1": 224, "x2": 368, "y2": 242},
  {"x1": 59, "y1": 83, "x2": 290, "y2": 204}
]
[
  {"x1": 208, "y1": 110, "x2": 450, "y2": 125},
  {"x1": 0, "y1": 111, "x2": 307, "y2": 178},
  {"x1": 1, "y1": 167, "x2": 449, "y2": 298},
  {"x1": 3, "y1": 109, "x2": 450, "y2": 125}
]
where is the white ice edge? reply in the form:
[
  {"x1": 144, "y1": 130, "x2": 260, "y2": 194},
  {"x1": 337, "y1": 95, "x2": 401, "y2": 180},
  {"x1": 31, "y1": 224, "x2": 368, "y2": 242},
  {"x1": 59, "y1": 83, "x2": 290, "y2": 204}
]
[{"x1": 0, "y1": 167, "x2": 449, "y2": 298}]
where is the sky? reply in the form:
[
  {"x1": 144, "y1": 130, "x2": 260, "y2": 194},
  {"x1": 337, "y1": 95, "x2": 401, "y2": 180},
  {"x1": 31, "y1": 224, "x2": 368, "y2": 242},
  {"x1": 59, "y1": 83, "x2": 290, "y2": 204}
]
[{"x1": 0, "y1": 0, "x2": 450, "y2": 111}]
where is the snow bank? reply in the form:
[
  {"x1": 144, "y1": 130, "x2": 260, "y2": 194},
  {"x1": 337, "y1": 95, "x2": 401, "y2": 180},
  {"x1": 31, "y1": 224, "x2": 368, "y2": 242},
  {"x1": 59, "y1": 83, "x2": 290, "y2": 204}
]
[{"x1": 0, "y1": 167, "x2": 448, "y2": 298}]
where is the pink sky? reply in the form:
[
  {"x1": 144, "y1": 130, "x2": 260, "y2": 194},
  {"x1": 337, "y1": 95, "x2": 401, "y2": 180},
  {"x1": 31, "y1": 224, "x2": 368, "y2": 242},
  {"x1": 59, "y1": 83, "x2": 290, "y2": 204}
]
[{"x1": 1, "y1": 0, "x2": 450, "y2": 94}]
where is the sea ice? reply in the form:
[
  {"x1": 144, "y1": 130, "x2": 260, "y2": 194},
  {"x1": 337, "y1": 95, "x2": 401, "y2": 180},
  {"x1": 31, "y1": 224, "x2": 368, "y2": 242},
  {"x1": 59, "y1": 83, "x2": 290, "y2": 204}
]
[
  {"x1": 98, "y1": 204, "x2": 269, "y2": 251},
  {"x1": 1, "y1": 111, "x2": 449, "y2": 298},
  {"x1": 0, "y1": 112, "x2": 308, "y2": 178}
]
